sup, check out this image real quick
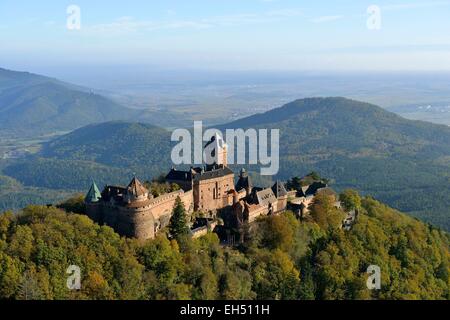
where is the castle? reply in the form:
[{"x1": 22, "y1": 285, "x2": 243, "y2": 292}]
[{"x1": 85, "y1": 134, "x2": 332, "y2": 241}]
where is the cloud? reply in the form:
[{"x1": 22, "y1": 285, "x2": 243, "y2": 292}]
[
  {"x1": 311, "y1": 15, "x2": 344, "y2": 23},
  {"x1": 85, "y1": 8, "x2": 303, "y2": 35},
  {"x1": 87, "y1": 16, "x2": 211, "y2": 34},
  {"x1": 202, "y1": 9, "x2": 302, "y2": 27},
  {"x1": 266, "y1": 9, "x2": 303, "y2": 17}
]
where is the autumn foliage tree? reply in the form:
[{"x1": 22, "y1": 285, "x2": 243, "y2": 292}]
[
  {"x1": 339, "y1": 189, "x2": 362, "y2": 212},
  {"x1": 310, "y1": 193, "x2": 345, "y2": 229}
]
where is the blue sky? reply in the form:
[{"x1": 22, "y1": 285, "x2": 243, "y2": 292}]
[{"x1": 1, "y1": 0, "x2": 450, "y2": 72}]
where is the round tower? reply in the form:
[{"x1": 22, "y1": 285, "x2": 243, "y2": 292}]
[{"x1": 124, "y1": 176, "x2": 149, "y2": 203}]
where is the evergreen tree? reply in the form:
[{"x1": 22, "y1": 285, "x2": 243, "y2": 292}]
[
  {"x1": 298, "y1": 258, "x2": 316, "y2": 300},
  {"x1": 308, "y1": 171, "x2": 322, "y2": 181},
  {"x1": 169, "y1": 197, "x2": 189, "y2": 240},
  {"x1": 286, "y1": 177, "x2": 302, "y2": 191}
]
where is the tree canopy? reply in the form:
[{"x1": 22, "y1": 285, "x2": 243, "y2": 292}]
[{"x1": 0, "y1": 192, "x2": 448, "y2": 300}]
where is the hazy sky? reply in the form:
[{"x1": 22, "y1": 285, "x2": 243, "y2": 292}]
[{"x1": 1, "y1": 0, "x2": 450, "y2": 72}]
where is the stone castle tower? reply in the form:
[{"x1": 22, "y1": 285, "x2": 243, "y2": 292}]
[
  {"x1": 204, "y1": 133, "x2": 228, "y2": 167},
  {"x1": 167, "y1": 134, "x2": 235, "y2": 213}
]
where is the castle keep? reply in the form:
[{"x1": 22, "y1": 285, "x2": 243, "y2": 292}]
[{"x1": 85, "y1": 135, "x2": 332, "y2": 241}]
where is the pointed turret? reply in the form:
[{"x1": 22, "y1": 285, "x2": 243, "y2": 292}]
[
  {"x1": 125, "y1": 176, "x2": 149, "y2": 202},
  {"x1": 85, "y1": 181, "x2": 101, "y2": 203},
  {"x1": 236, "y1": 168, "x2": 252, "y2": 196}
]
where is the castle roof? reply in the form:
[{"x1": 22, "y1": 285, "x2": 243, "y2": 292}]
[
  {"x1": 166, "y1": 167, "x2": 200, "y2": 182},
  {"x1": 193, "y1": 165, "x2": 234, "y2": 181},
  {"x1": 306, "y1": 181, "x2": 328, "y2": 196},
  {"x1": 236, "y1": 168, "x2": 252, "y2": 192},
  {"x1": 85, "y1": 181, "x2": 101, "y2": 203},
  {"x1": 166, "y1": 165, "x2": 233, "y2": 182},
  {"x1": 126, "y1": 177, "x2": 148, "y2": 197},
  {"x1": 251, "y1": 188, "x2": 277, "y2": 206},
  {"x1": 297, "y1": 181, "x2": 328, "y2": 197},
  {"x1": 271, "y1": 181, "x2": 288, "y2": 197}
]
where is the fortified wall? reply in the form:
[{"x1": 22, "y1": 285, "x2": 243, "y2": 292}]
[{"x1": 85, "y1": 178, "x2": 193, "y2": 240}]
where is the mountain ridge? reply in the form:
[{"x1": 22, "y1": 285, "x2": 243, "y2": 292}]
[{"x1": 0, "y1": 68, "x2": 139, "y2": 137}]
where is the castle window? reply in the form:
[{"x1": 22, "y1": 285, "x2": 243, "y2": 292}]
[{"x1": 213, "y1": 182, "x2": 219, "y2": 199}]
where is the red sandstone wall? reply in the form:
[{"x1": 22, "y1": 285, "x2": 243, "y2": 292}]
[
  {"x1": 195, "y1": 175, "x2": 234, "y2": 212},
  {"x1": 150, "y1": 190, "x2": 194, "y2": 221}
]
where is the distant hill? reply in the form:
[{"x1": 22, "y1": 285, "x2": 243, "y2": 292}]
[
  {"x1": 0, "y1": 68, "x2": 138, "y2": 137},
  {"x1": 2, "y1": 122, "x2": 172, "y2": 193},
  {"x1": 2, "y1": 97, "x2": 450, "y2": 231},
  {"x1": 0, "y1": 174, "x2": 75, "y2": 211},
  {"x1": 220, "y1": 97, "x2": 450, "y2": 230},
  {"x1": 41, "y1": 121, "x2": 172, "y2": 173}
]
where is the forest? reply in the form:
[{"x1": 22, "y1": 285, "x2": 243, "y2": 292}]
[{"x1": 0, "y1": 189, "x2": 448, "y2": 300}]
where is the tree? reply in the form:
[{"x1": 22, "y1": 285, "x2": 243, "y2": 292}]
[
  {"x1": 146, "y1": 181, "x2": 181, "y2": 198},
  {"x1": 251, "y1": 249, "x2": 300, "y2": 299},
  {"x1": 169, "y1": 197, "x2": 189, "y2": 240},
  {"x1": 17, "y1": 269, "x2": 43, "y2": 300},
  {"x1": 340, "y1": 189, "x2": 362, "y2": 212},
  {"x1": 311, "y1": 193, "x2": 344, "y2": 229},
  {"x1": 57, "y1": 194, "x2": 86, "y2": 214},
  {"x1": 0, "y1": 211, "x2": 13, "y2": 240},
  {"x1": 308, "y1": 171, "x2": 322, "y2": 181},
  {"x1": 298, "y1": 257, "x2": 315, "y2": 300},
  {"x1": 286, "y1": 177, "x2": 302, "y2": 191},
  {"x1": 0, "y1": 253, "x2": 22, "y2": 299},
  {"x1": 8, "y1": 225, "x2": 34, "y2": 261},
  {"x1": 260, "y1": 213, "x2": 298, "y2": 252}
]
